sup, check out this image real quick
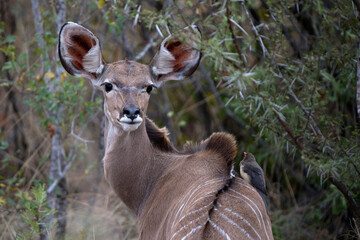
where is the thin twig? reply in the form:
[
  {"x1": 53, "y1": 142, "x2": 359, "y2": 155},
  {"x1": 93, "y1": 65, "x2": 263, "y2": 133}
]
[
  {"x1": 0, "y1": 79, "x2": 12, "y2": 84},
  {"x1": 288, "y1": 86, "x2": 324, "y2": 138},
  {"x1": 121, "y1": 23, "x2": 135, "y2": 59},
  {"x1": 260, "y1": 0, "x2": 302, "y2": 57},
  {"x1": 352, "y1": 0, "x2": 360, "y2": 16},
  {"x1": 155, "y1": 24, "x2": 164, "y2": 38},
  {"x1": 350, "y1": 160, "x2": 360, "y2": 177},
  {"x1": 273, "y1": 97, "x2": 360, "y2": 218},
  {"x1": 134, "y1": 33, "x2": 159, "y2": 61},
  {"x1": 230, "y1": 18, "x2": 249, "y2": 36},
  {"x1": 199, "y1": 63, "x2": 269, "y2": 148},
  {"x1": 46, "y1": 157, "x2": 74, "y2": 194},
  {"x1": 70, "y1": 115, "x2": 95, "y2": 144},
  {"x1": 226, "y1": 2, "x2": 246, "y2": 69},
  {"x1": 200, "y1": 64, "x2": 245, "y2": 128},
  {"x1": 132, "y1": 5, "x2": 141, "y2": 27},
  {"x1": 283, "y1": 162, "x2": 320, "y2": 193},
  {"x1": 46, "y1": 113, "x2": 100, "y2": 195},
  {"x1": 356, "y1": 43, "x2": 360, "y2": 118},
  {"x1": 273, "y1": 108, "x2": 304, "y2": 150},
  {"x1": 46, "y1": 111, "x2": 100, "y2": 195},
  {"x1": 241, "y1": 1, "x2": 268, "y2": 57},
  {"x1": 328, "y1": 175, "x2": 360, "y2": 219}
]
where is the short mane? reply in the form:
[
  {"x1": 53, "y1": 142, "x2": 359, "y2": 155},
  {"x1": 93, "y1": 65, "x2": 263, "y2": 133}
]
[
  {"x1": 204, "y1": 132, "x2": 237, "y2": 167},
  {"x1": 183, "y1": 132, "x2": 237, "y2": 168},
  {"x1": 145, "y1": 117, "x2": 176, "y2": 152}
]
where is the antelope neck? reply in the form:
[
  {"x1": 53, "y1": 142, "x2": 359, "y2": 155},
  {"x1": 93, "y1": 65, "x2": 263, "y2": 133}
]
[{"x1": 103, "y1": 116, "x2": 169, "y2": 216}]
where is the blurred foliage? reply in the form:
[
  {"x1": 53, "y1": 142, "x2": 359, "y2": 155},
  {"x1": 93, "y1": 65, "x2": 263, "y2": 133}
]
[
  {"x1": 18, "y1": 184, "x2": 57, "y2": 239},
  {"x1": 0, "y1": 0, "x2": 359, "y2": 239}
]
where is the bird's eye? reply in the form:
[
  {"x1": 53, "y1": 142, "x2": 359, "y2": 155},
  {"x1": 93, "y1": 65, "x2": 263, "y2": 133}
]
[
  {"x1": 146, "y1": 85, "x2": 153, "y2": 94},
  {"x1": 104, "y1": 83, "x2": 113, "y2": 92}
]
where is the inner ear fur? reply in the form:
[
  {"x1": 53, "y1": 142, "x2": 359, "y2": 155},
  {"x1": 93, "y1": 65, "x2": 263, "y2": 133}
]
[
  {"x1": 58, "y1": 22, "x2": 104, "y2": 81},
  {"x1": 150, "y1": 25, "x2": 202, "y2": 84}
]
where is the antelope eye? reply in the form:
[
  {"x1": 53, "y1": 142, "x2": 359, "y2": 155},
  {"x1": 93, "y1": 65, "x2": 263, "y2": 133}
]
[
  {"x1": 104, "y1": 83, "x2": 113, "y2": 92},
  {"x1": 146, "y1": 85, "x2": 153, "y2": 94}
]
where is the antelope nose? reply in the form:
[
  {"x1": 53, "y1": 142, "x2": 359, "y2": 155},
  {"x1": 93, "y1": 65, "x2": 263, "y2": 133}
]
[{"x1": 123, "y1": 107, "x2": 140, "y2": 121}]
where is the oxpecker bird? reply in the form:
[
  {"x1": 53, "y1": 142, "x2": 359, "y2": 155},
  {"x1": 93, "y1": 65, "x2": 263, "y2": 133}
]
[{"x1": 240, "y1": 152, "x2": 269, "y2": 211}]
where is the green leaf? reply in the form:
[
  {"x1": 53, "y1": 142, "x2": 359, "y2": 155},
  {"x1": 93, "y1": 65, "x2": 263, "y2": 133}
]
[
  {"x1": 167, "y1": 111, "x2": 174, "y2": 117},
  {"x1": 1, "y1": 61, "x2": 12, "y2": 71},
  {"x1": 179, "y1": 120, "x2": 186, "y2": 127},
  {"x1": 0, "y1": 141, "x2": 8, "y2": 150},
  {"x1": 7, "y1": 197, "x2": 15, "y2": 206},
  {"x1": 5, "y1": 35, "x2": 15, "y2": 43}
]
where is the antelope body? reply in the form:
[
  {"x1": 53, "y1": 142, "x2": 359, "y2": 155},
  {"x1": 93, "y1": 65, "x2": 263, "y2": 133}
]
[{"x1": 59, "y1": 22, "x2": 273, "y2": 240}]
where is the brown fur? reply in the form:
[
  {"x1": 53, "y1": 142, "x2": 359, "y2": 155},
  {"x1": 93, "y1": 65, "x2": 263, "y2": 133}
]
[
  {"x1": 59, "y1": 22, "x2": 273, "y2": 240},
  {"x1": 182, "y1": 133, "x2": 237, "y2": 165},
  {"x1": 182, "y1": 140, "x2": 206, "y2": 153},
  {"x1": 204, "y1": 132, "x2": 237, "y2": 167},
  {"x1": 145, "y1": 117, "x2": 176, "y2": 153}
]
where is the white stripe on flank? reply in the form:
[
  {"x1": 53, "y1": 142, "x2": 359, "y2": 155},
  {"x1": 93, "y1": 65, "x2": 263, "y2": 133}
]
[
  {"x1": 267, "y1": 220, "x2": 273, "y2": 236},
  {"x1": 181, "y1": 219, "x2": 209, "y2": 240},
  {"x1": 217, "y1": 202, "x2": 262, "y2": 240},
  {"x1": 184, "y1": 189, "x2": 219, "y2": 214},
  {"x1": 181, "y1": 225, "x2": 203, "y2": 240},
  {"x1": 214, "y1": 207, "x2": 254, "y2": 240},
  {"x1": 170, "y1": 211, "x2": 208, "y2": 240},
  {"x1": 170, "y1": 177, "x2": 226, "y2": 231},
  {"x1": 192, "y1": 192, "x2": 217, "y2": 205},
  {"x1": 177, "y1": 202, "x2": 213, "y2": 225},
  {"x1": 225, "y1": 191, "x2": 261, "y2": 225},
  {"x1": 209, "y1": 219, "x2": 232, "y2": 240},
  {"x1": 228, "y1": 188, "x2": 270, "y2": 240}
]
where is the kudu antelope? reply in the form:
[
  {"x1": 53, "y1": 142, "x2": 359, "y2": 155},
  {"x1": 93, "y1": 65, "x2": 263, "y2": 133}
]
[{"x1": 58, "y1": 22, "x2": 273, "y2": 240}]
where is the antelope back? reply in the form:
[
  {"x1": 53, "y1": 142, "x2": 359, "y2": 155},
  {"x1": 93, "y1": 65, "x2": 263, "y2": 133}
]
[
  {"x1": 137, "y1": 133, "x2": 273, "y2": 240},
  {"x1": 169, "y1": 177, "x2": 273, "y2": 240},
  {"x1": 138, "y1": 168, "x2": 273, "y2": 240}
]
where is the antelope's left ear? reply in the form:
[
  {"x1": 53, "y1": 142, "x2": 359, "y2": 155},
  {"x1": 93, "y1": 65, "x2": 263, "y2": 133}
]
[{"x1": 150, "y1": 25, "x2": 201, "y2": 85}]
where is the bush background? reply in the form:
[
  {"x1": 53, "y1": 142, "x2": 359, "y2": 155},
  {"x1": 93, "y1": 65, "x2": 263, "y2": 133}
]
[{"x1": 0, "y1": 0, "x2": 359, "y2": 239}]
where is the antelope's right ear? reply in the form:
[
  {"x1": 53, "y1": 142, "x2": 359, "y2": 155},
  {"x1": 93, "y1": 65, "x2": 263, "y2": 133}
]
[{"x1": 58, "y1": 22, "x2": 104, "y2": 81}]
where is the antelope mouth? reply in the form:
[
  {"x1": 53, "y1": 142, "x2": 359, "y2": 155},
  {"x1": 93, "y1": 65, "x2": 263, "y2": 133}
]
[{"x1": 118, "y1": 116, "x2": 143, "y2": 131}]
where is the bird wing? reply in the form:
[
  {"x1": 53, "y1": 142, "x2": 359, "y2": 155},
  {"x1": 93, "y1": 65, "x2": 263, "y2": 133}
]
[{"x1": 243, "y1": 163, "x2": 267, "y2": 195}]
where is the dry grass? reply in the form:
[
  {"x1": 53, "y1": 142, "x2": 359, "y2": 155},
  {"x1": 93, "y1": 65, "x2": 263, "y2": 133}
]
[
  {"x1": 65, "y1": 188, "x2": 138, "y2": 240},
  {"x1": 0, "y1": 180, "x2": 139, "y2": 240},
  {"x1": 0, "y1": 104, "x2": 138, "y2": 239}
]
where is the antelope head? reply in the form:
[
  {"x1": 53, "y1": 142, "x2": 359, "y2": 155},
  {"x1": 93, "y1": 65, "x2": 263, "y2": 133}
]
[{"x1": 58, "y1": 22, "x2": 201, "y2": 133}]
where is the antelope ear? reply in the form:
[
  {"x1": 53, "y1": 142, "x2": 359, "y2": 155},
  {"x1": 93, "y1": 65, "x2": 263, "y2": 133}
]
[
  {"x1": 150, "y1": 25, "x2": 201, "y2": 85},
  {"x1": 58, "y1": 22, "x2": 104, "y2": 81}
]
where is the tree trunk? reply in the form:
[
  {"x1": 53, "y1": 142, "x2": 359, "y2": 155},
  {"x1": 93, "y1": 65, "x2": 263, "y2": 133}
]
[
  {"x1": 83, "y1": 112, "x2": 105, "y2": 240},
  {"x1": 31, "y1": 0, "x2": 67, "y2": 239}
]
